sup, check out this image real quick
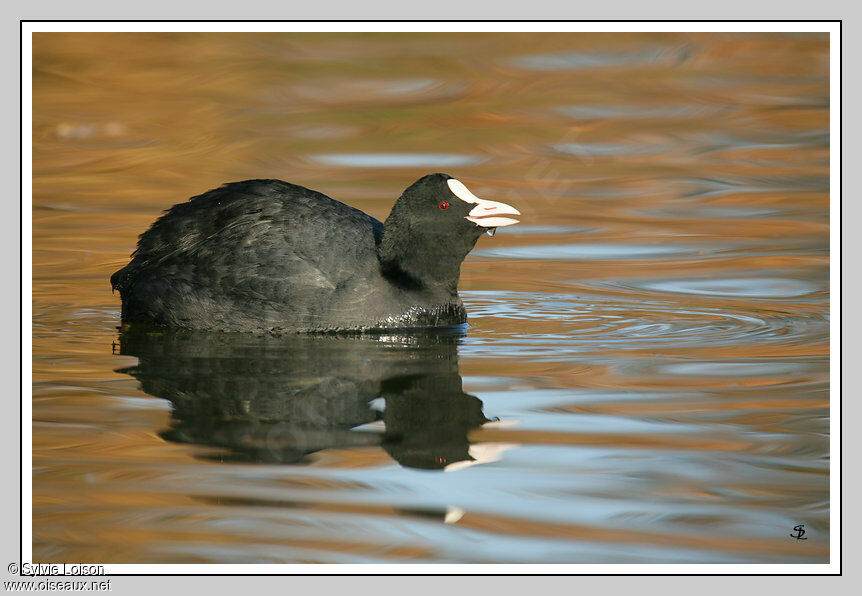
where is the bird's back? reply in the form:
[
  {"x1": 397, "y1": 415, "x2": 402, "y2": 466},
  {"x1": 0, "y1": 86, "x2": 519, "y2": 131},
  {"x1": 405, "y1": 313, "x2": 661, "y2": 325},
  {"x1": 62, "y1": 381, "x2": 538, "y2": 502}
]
[{"x1": 112, "y1": 179, "x2": 384, "y2": 332}]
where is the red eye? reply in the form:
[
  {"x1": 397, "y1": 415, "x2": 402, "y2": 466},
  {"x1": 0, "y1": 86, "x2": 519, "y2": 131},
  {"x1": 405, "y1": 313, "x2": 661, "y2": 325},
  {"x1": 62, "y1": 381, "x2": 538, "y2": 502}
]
[{"x1": 438, "y1": 201, "x2": 450, "y2": 210}]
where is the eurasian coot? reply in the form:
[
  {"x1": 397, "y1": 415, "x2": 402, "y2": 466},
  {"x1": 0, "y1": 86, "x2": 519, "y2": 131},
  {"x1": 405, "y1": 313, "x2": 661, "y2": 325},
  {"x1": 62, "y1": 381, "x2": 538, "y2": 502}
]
[{"x1": 111, "y1": 173, "x2": 520, "y2": 333}]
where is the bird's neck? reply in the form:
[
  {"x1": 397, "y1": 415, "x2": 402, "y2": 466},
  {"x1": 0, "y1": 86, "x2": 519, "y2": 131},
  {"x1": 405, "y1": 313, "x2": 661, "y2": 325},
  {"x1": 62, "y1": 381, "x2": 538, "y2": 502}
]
[
  {"x1": 377, "y1": 230, "x2": 464, "y2": 295},
  {"x1": 378, "y1": 245, "x2": 462, "y2": 295}
]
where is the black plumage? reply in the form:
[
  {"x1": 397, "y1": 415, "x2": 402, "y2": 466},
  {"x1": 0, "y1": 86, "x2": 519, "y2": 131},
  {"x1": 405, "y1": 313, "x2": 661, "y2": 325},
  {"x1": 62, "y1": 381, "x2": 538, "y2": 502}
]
[{"x1": 111, "y1": 173, "x2": 518, "y2": 333}]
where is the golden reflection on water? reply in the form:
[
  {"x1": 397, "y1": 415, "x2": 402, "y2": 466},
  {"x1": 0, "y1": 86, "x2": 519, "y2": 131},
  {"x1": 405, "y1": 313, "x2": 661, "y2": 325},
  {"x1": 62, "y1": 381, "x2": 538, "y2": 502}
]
[{"x1": 32, "y1": 32, "x2": 829, "y2": 564}]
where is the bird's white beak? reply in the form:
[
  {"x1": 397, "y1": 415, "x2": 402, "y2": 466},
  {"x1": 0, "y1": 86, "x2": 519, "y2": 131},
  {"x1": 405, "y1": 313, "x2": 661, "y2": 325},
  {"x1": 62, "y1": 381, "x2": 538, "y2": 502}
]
[
  {"x1": 464, "y1": 199, "x2": 521, "y2": 228},
  {"x1": 448, "y1": 179, "x2": 521, "y2": 228}
]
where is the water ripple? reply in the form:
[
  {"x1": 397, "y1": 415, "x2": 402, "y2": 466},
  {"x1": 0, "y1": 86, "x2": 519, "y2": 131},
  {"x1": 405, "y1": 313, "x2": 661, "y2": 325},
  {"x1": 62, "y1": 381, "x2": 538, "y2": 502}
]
[
  {"x1": 473, "y1": 243, "x2": 714, "y2": 261},
  {"x1": 557, "y1": 104, "x2": 725, "y2": 120},
  {"x1": 637, "y1": 277, "x2": 821, "y2": 299},
  {"x1": 508, "y1": 45, "x2": 689, "y2": 71},
  {"x1": 309, "y1": 153, "x2": 484, "y2": 168},
  {"x1": 462, "y1": 290, "x2": 827, "y2": 354}
]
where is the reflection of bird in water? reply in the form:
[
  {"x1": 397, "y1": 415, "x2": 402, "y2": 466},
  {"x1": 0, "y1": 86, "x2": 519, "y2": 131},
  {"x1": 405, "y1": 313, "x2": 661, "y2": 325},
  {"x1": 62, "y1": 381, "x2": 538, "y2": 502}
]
[
  {"x1": 114, "y1": 326, "x2": 491, "y2": 470},
  {"x1": 380, "y1": 374, "x2": 487, "y2": 470}
]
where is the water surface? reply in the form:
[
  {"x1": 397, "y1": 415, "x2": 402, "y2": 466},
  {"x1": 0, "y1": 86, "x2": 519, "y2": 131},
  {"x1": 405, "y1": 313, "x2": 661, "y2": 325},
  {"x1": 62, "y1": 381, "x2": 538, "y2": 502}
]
[{"x1": 32, "y1": 32, "x2": 829, "y2": 565}]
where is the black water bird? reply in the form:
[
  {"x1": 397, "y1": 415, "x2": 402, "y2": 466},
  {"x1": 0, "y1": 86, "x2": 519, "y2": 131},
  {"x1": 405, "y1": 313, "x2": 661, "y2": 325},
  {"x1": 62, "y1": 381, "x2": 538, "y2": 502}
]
[{"x1": 111, "y1": 174, "x2": 520, "y2": 333}]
